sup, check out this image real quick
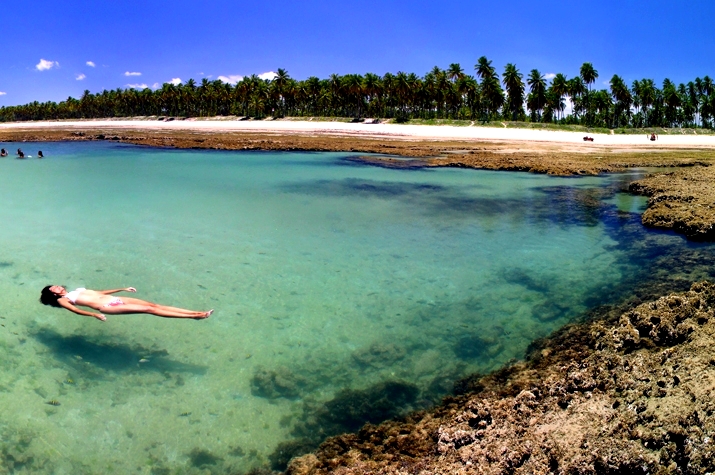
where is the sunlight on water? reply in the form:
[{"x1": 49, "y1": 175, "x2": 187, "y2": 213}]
[{"x1": 0, "y1": 142, "x2": 710, "y2": 473}]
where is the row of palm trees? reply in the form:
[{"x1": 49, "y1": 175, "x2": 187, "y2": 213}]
[{"x1": 2, "y1": 58, "x2": 714, "y2": 128}]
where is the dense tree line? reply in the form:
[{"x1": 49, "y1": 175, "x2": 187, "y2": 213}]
[{"x1": 2, "y1": 58, "x2": 714, "y2": 128}]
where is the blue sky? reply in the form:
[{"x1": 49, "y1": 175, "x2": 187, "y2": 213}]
[{"x1": 1, "y1": 0, "x2": 714, "y2": 106}]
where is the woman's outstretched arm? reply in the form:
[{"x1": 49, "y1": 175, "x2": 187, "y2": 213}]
[
  {"x1": 97, "y1": 287, "x2": 137, "y2": 295},
  {"x1": 57, "y1": 298, "x2": 106, "y2": 321}
]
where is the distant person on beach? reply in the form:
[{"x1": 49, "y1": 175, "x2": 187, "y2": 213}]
[
  {"x1": 40, "y1": 285, "x2": 213, "y2": 321},
  {"x1": 0, "y1": 148, "x2": 7, "y2": 157},
  {"x1": 16, "y1": 148, "x2": 25, "y2": 158},
  {"x1": 649, "y1": 133, "x2": 658, "y2": 141},
  {"x1": 38, "y1": 150, "x2": 44, "y2": 158}
]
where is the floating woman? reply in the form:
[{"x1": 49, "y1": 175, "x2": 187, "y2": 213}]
[
  {"x1": 0, "y1": 148, "x2": 7, "y2": 157},
  {"x1": 38, "y1": 151, "x2": 44, "y2": 158},
  {"x1": 17, "y1": 148, "x2": 25, "y2": 158},
  {"x1": 40, "y1": 286, "x2": 213, "y2": 321}
]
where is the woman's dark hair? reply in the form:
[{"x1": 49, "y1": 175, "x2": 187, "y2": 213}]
[{"x1": 40, "y1": 285, "x2": 62, "y2": 307}]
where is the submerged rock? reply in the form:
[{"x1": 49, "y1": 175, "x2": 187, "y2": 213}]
[
  {"x1": 452, "y1": 334, "x2": 502, "y2": 361},
  {"x1": 250, "y1": 366, "x2": 308, "y2": 400},
  {"x1": 352, "y1": 342, "x2": 407, "y2": 368},
  {"x1": 287, "y1": 281, "x2": 715, "y2": 474}
]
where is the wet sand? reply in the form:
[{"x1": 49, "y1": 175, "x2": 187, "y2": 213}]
[{"x1": 4, "y1": 120, "x2": 715, "y2": 473}]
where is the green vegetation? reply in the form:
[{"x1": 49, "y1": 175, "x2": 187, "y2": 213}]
[{"x1": 1, "y1": 59, "x2": 714, "y2": 130}]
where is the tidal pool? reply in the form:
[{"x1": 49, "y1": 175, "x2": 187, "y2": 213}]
[{"x1": 0, "y1": 142, "x2": 712, "y2": 473}]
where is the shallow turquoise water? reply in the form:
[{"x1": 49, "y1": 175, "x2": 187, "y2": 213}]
[{"x1": 0, "y1": 142, "x2": 712, "y2": 473}]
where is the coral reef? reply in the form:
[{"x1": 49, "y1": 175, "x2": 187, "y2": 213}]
[{"x1": 287, "y1": 282, "x2": 715, "y2": 474}]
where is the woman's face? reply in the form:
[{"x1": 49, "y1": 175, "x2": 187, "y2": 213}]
[{"x1": 49, "y1": 285, "x2": 66, "y2": 296}]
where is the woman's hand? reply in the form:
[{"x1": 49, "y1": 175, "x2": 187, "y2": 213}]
[
  {"x1": 94, "y1": 313, "x2": 106, "y2": 321},
  {"x1": 126, "y1": 287, "x2": 137, "y2": 293}
]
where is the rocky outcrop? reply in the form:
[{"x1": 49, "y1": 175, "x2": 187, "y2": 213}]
[
  {"x1": 287, "y1": 282, "x2": 715, "y2": 474},
  {"x1": 631, "y1": 166, "x2": 715, "y2": 241}
]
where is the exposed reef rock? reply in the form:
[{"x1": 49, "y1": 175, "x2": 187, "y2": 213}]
[
  {"x1": 631, "y1": 166, "x2": 715, "y2": 241},
  {"x1": 287, "y1": 282, "x2": 715, "y2": 474}
]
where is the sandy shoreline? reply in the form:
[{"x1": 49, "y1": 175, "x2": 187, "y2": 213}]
[{"x1": 3, "y1": 119, "x2": 715, "y2": 147}]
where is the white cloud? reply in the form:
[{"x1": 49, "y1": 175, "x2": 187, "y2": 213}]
[
  {"x1": 125, "y1": 83, "x2": 148, "y2": 89},
  {"x1": 170, "y1": 78, "x2": 182, "y2": 86},
  {"x1": 152, "y1": 82, "x2": 161, "y2": 89},
  {"x1": 217, "y1": 71, "x2": 278, "y2": 84},
  {"x1": 86, "y1": 61, "x2": 96, "y2": 67},
  {"x1": 544, "y1": 73, "x2": 556, "y2": 80},
  {"x1": 258, "y1": 71, "x2": 278, "y2": 81},
  {"x1": 36, "y1": 59, "x2": 59, "y2": 71},
  {"x1": 218, "y1": 74, "x2": 243, "y2": 84},
  {"x1": 0, "y1": 91, "x2": 6, "y2": 96},
  {"x1": 76, "y1": 73, "x2": 86, "y2": 81},
  {"x1": 124, "y1": 71, "x2": 142, "y2": 77}
]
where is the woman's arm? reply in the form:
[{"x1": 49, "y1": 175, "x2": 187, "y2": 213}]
[
  {"x1": 98, "y1": 287, "x2": 137, "y2": 295},
  {"x1": 57, "y1": 298, "x2": 106, "y2": 321}
]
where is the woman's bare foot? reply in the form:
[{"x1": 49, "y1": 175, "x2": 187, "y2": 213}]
[{"x1": 192, "y1": 309, "x2": 213, "y2": 320}]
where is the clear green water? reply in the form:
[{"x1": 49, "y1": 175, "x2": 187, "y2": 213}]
[{"x1": 0, "y1": 142, "x2": 712, "y2": 473}]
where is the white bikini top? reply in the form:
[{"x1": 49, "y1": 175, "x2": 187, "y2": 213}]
[{"x1": 65, "y1": 288, "x2": 86, "y2": 304}]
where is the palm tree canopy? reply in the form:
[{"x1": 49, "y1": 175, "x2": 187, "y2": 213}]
[{"x1": 579, "y1": 62, "x2": 598, "y2": 89}]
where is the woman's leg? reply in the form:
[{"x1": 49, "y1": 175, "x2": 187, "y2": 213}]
[
  {"x1": 120, "y1": 297, "x2": 211, "y2": 317},
  {"x1": 101, "y1": 303, "x2": 212, "y2": 319}
]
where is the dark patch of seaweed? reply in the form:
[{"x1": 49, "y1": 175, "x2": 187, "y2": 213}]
[
  {"x1": 31, "y1": 328, "x2": 207, "y2": 377},
  {"x1": 268, "y1": 380, "x2": 420, "y2": 470}
]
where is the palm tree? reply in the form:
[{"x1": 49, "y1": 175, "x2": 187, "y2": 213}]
[
  {"x1": 527, "y1": 69, "x2": 547, "y2": 122},
  {"x1": 457, "y1": 76, "x2": 479, "y2": 119},
  {"x1": 362, "y1": 73, "x2": 382, "y2": 117},
  {"x1": 474, "y1": 56, "x2": 503, "y2": 120},
  {"x1": 394, "y1": 71, "x2": 412, "y2": 120},
  {"x1": 447, "y1": 63, "x2": 465, "y2": 82},
  {"x1": 661, "y1": 79, "x2": 681, "y2": 127},
  {"x1": 568, "y1": 77, "x2": 586, "y2": 121},
  {"x1": 579, "y1": 63, "x2": 599, "y2": 126},
  {"x1": 609, "y1": 75, "x2": 632, "y2": 127},
  {"x1": 591, "y1": 90, "x2": 613, "y2": 126},
  {"x1": 328, "y1": 74, "x2": 343, "y2": 115},
  {"x1": 579, "y1": 63, "x2": 598, "y2": 92},
  {"x1": 475, "y1": 56, "x2": 495, "y2": 81},
  {"x1": 550, "y1": 74, "x2": 568, "y2": 121},
  {"x1": 502, "y1": 63, "x2": 525, "y2": 121}
]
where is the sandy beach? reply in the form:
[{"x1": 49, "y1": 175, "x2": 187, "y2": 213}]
[{"x1": 3, "y1": 118, "x2": 715, "y2": 147}]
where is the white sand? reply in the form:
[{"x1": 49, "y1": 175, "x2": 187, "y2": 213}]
[{"x1": 3, "y1": 119, "x2": 715, "y2": 147}]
